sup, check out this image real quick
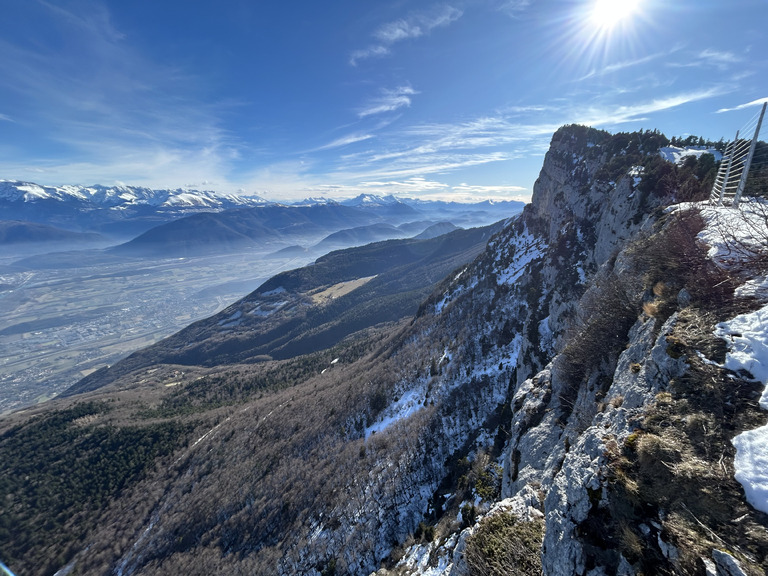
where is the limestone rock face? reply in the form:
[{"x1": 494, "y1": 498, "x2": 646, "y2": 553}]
[
  {"x1": 532, "y1": 316, "x2": 687, "y2": 576},
  {"x1": 377, "y1": 126, "x2": 745, "y2": 576}
]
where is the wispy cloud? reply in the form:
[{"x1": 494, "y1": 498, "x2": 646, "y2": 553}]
[
  {"x1": 235, "y1": 85, "x2": 731, "y2": 202},
  {"x1": 360, "y1": 177, "x2": 449, "y2": 192},
  {"x1": 699, "y1": 49, "x2": 742, "y2": 69},
  {"x1": 358, "y1": 86, "x2": 418, "y2": 117},
  {"x1": 454, "y1": 182, "x2": 527, "y2": 194},
  {"x1": 668, "y1": 48, "x2": 744, "y2": 71},
  {"x1": 350, "y1": 5, "x2": 463, "y2": 66},
  {"x1": 323, "y1": 88, "x2": 727, "y2": 190},
  {"x1": 578, "y1": 52, "x2": 667, "y2": 81},
  {"x1": 496, "y1": 0, "x2": 533, "y2": 17},
  {"x1": 289, "y1": 176, "x2": 527, "y2": 203},
  {"x1": 716, "y1": 97, "x2": 768, "y2": 114},
  {"x1": 501, "y1": 105, "x2": 552, "y2": 115},
  {"x1": 577, "y1": 87, "x2": 728, "y2": 126},
  {"x1": 0, "y1": 1, "x2": 241, "y2": 188},
  {"x1": 228, "y1": 87, "x2": 726, "y2": 202},
  {"x1": 315, "y1": 133, "x2": 375, "y2": 151},
  {"x1": 349, "y1": 45, "x2": 391, "y2": 66},
  {"x1": 0, "y1": 113, "x2": 13, "y2": 122}
]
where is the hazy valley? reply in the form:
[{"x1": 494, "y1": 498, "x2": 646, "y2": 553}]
[
  {"x1": 0, "y1": 187, "x2": 521, "y2": 414},
  {"x1": 0, "y1": 248, "x2": 312, "y2": 413}
]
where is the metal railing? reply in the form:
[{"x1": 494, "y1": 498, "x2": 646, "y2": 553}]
[{"x1": 711, "y1": 102, "x2": 767, "y2": 207}]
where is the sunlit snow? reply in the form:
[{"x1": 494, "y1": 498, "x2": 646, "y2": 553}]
[
  {"x1": 659, "y1": 146, "x2": 722, "y2": 165},
  {"x1": 365, "y1": 387, "x2": 424, "y2": 438},
  {"x1": 717, "y1": 302, "x2": 768, "y2": 514},
  {"x1": 702, "y1": 202, "x2": 768, "y2": 515},
  {"x1": 495, "y1": 230, "x2": 544, "y2": 286}
]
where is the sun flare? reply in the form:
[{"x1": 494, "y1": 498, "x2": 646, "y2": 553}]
[{"x1": 590, "y1": 0, "x2": 642, "y2": 29}]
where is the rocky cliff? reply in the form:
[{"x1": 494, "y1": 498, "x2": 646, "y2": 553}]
[{"x1": 371, "y1": 127, "x2": 768, "y2": 575}]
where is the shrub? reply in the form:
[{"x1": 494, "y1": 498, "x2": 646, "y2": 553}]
[
  {"x1": 560, "y1": 270, "x2": 640, "y2": 416},
  {"x1": 465, "y1": 513, "x2": 544, "y2": 576},
  {"x1": 629, "y1": 209, "x2": 736, "y2": 315},
  {"x1": 461, "y1": 503, "x2": 477, "y2": 528},
  {"x1": 414, "y1": 521, "x2": 435, "y2": 542}
]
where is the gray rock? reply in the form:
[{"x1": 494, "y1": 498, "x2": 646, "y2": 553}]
[{"x1": 711, "y1": 550, "x2": 749, "y2": 576}]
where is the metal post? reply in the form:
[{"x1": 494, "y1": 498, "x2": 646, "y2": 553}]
[{"x1": 734, "y1": 102, "x2": 767, "y2": 207}]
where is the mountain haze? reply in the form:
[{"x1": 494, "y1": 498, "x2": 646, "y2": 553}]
[
  {"x1": 68, "y1": 224, "x2": 502, "y2": 395},
  {"x1": 0, "y1": 220, "x2": 105, "y2": 245}
]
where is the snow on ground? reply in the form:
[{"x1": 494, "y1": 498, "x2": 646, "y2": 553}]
[
  {"x1": 392, "y1": 537, "x2": 456, "y2": 576},
  {"x1": 495, "y1": 231, "x2": 545, "y2": 286},
  {"x1": 247, "y1": 300, "x2": 289, "y2": 317},
  {"x1": 736, "y1": 276, "x2": 768, "y2": 300},
  {"x1": 698, "y1": 200, "x2": 768, "y2": 268},
  {"x1": 716, "y1": 303, "x2": 768, "y2": 391},
  {"x1": 434, "y1": 272, "x2": 478, "y2": 314},
  {"x1": 716, "y1": 302, "x2": 768, "y2": 515},
  {"x1": 659, "y1": 146, "x2": 722, "y2": 165},
  {"x1": 17, "y1": 183, "x2": 51, "y2": 200},
  {"x1": 218, "y1": 309, "x2": 243, "y2": 327},
  {"x1": 161, "y1": 192, "x2": 216, "y2": 207},
  {"x1": 701, "y1": 202, "x2": 768, "y2": 515},
  {"x1": 365, "y1": 387, "x2": 425, "y2": 439}
]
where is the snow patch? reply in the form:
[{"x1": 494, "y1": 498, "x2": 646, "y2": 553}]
[
  {"x1": 699, "y1": 200, "x2": 768, "y2": 514},
  {"x1": 697, "y1": 201, "x2": 768, "y2": 268},
  {"x1": 17, "y1": 184, "x2": 51, "y2": 200},
  {"x1": 716, "y1": 305, "x2": 768, "y2": 390},
  {"x1": 365, "y1": 387, "x2": 424, "y2": 439},
  {"x1": 735, "y1": 276, "x2": 768, "y2": 301},
  {"x1": 218, "y1": 309, "x2": 242, "y2": 327},
  {"x1": 434, "y1": 275, "x2": 478, "y2": 314},
  {"x1": 659, "y1": 146, "x2": 722, "y2": 165},
  {"x1": 495, "y1": 230, "x2": 545, "y2": 286},
  {"x1": 247, "y1": 300, "x2": 288, "y2": 317}
]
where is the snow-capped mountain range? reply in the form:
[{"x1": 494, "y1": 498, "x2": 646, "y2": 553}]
[
  {"x1": 0, "y1": 179, "x2": 526, "y2": 240},
  {"x1": 0, "y1": 180, "x2": 268, "y2": 209}
]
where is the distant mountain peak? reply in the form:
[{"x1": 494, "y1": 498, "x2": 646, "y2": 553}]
[{"x1": 342, "y1": 193, "x2": 403, "y2": 206}]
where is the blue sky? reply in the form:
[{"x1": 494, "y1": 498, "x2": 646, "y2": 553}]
[{"x1": 1, "y1": 0, "x2": 767, "y2": 202}]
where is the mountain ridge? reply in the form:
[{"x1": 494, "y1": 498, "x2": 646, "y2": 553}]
[{"x1": 1, "y1": 178, "x2": 524, "y2": 242}]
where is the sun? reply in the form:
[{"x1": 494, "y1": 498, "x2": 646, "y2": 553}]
[{"x1": 590, "y1": 0, "x2": 642, "y2": 30}]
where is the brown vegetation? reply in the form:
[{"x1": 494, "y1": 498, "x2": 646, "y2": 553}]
[{"x1": 464, "y1": 513, "x2": 544, "y2": 576}]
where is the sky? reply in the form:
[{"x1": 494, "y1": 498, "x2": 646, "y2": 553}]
[{"x1": 1, "y1": 0, "x2": 767, "y2": 203}]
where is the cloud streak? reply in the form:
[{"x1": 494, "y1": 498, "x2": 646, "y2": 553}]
[
  {"x1": 717, "y1": 97, "x2": 768, "y2": 114},
  {"x1": 350, "y1": 5, "x2": 463, "y2": 66},
  {"x1": 577, "y1": 87, "x2": 729, "y2": 126},
  {"x1": 358, "y1": 86, "x2": 418, "y2": 118},
  {"x1": 578, "y1": 52, "x2": 667, "y2": 81},
  {"x1": 496, "y1": 0, "x2": 533, "y2": 17},
  {"x1": 322, "y1": 88, "x2": 727, "y2": 190},
  {"x1": 315, "y1": 133, "x2": 375, "y2": 151}
]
